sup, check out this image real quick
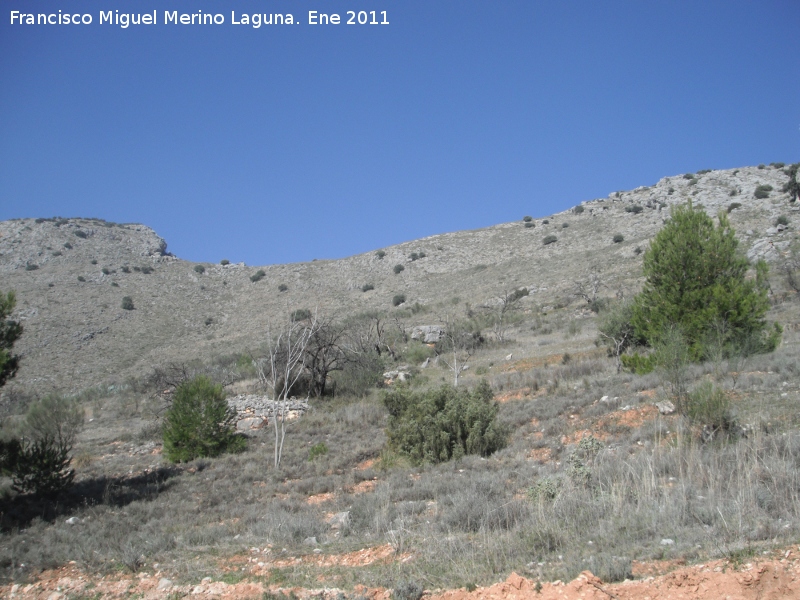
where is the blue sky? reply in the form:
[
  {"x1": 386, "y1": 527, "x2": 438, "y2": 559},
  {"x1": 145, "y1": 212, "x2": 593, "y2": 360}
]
[{"x1": 2, "y1": 1, "x2": 799, "y2": 265}]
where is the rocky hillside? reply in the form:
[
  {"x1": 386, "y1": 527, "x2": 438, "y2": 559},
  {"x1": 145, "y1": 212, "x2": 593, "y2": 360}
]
[{"x1": 1, "y1": 164, "x2": 797, "y2": 394}]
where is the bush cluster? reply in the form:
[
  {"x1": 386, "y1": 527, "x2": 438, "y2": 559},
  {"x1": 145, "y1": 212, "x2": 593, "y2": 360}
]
[
  {"x1": 392, "y1": 294, "x2": 406, "y2": 307},
  {"x1": 383, "y1": 381, "x2": 507, "y2": 465},
  {"x1": 754, "y1": 184, "x2": 773, "y2": 199},
  {"x1": 250, "y1": 269, "x2": 266, "y2": 283},
  {"x1": 542, "y1": 235, "x2": 557, "y2": 245},
  {"x1": 393, "y1": 264, "x2": 405, "y2": 274}
]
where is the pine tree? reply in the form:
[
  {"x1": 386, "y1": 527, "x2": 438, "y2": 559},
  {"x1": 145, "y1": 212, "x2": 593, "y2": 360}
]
[
  {"x1": 162, "y1": 376, "x2": 245, "y2": 462},
  {"x1": 0, "y1": 290, "x2": 23, "y2": 387},
  {"x1": 631, "y1": 203, "x2": 779, "y2": 359}
]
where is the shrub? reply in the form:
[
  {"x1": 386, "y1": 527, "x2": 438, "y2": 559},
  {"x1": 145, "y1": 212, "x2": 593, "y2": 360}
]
[
  {"x1": 782, "y1": 163, "x2": 799, "y2": 202},
  {"x1": 383, "y1": 380, "x2": 507, "y2": 465},
  {"x1": 0, "y1": 291, "x2": 22, "y2": 388},
  {"x1": 63, "y1": 242, "x2": 72, "y2": 249},
  {"x1": 194, "y1": 265, "x2": 206, "y2": 274},
  {"x1": 73, "y1": 230, "x2": 87, "y2": 239},
  {"x1": 758, "y1": 164, "x2": 766, "y2": 169},
  {"x1": 291, "y1": 308, "x2": 312, "y2": 321},
  {"x1": 308, "y1": 442, "x2": 328, "y2": 461},
  {"x1": 523, "y1": 215, "x2": 533, "y2": 222},
  {"x1": 776, "y1": 215, "x2": 789, "y2": 226},
  {"x1": 51, "y1": 251, "x2": 62, "y2": 257},
  {"x1": 573, "y1": 205, "x2": 585, "y2": 214},
  {"x1": 688, "y1": 178, "x2": 698, "y2": 186},
  {"x1": 121, "y1": 266, "x2": 130, "y2": 273},
  {"x1": 727, "y1": 202, "x2": 741, "y2": 213},
  {"x1": 562, "y1": 222, "x2": 570, "y2": 228},
  {"x1": 111, "y1": 282, "x2": 119, "y2": 287},
  {"x1": 121, "y1": 296, "x2": 134, "y2": 310},
  {"x1": 668, "y1": 187, "x2": 675, "y2": 195},
  {"x1": 376, "y1": 250, "x2": 386, "y2": 259},
  {"x1": 393, "y1": 581, "x2": 424, "y2": 600},
  {"x1": 77, "y1": 276, "x2": 85, "y2": 282},
  {"x1": 101, "y1": 267, "x2": 111, "y2": 275},
  {"x1": 393, "y1": 264, "x2": 405, "y2": 274},
  {"x1": 140, "y1": 266, "x2": 153, "y2": 274},
  {"x1": 542, "y1": 219, "x2": 550, "y2": 224},
  {"x1": 392, "y1": 294, "x2": 406, "y2": 307},
  {"x1": 250, "y1": 269, "x2": 266, "y2": 283},
  {"x1": 24, "y1": 264, "x2": 38, "y2": 271},
  {"x1": 631, "y1": 203, "x2": 776, "y2": 360},
  {"x1": 524, "y1": 222, "x2": 535, "y2": 228},
  {"x1": 409, "y1": 252, "x2": 420, "y2": 261},
  {"x1": 697, "y1": 169, "x2": 712, "y2": 175},
  {"x1": 361, "y1": 283, "x2": 374, "y2": 292},
  {"x1": 683, "y1": 173, "x2": 695, "y2": 179},
  {"x1": 771, "y1": 162, "x2": 785, "y2": 169},
  {"x1": 754, "y1": 184, "x2": 773, "y2": 199},
  {"x1": 162, "y1": 376, "x2": 245, "y2": 463},
  {"x1": 686, "y1": 381, "x2": 735, "y2": 439},
  {"x1": 634, "y1": 246, "x2": 643, "y2": 255},
  {"x1": 625, "y1": 205, "x2": 643, "y2": 214},
  {"x1": 220, "y1": 259, "x2": 230, "y2": 265},
  {"x1": 613, "y1": 234, "x2": 624, "y2": 243},
  {"x1": 543, "y1": 235, "x2": 557, "y2": 245},
  {"x1": 278, "y1": 283, "x2": 288, "y2": 292},
  {"x1": 91, "y1": 259, "x2": 97, "y2": 264}
]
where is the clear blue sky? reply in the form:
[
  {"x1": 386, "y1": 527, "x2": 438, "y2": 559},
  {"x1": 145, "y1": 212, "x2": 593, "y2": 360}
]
[{"x1": 2, "y1": 1, "x2": 799, "y2": 265}]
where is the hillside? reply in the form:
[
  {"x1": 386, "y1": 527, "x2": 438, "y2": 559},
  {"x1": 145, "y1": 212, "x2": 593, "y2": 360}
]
[{"x1": 1, "y1": 164, "x2": 797, "y2": 395}]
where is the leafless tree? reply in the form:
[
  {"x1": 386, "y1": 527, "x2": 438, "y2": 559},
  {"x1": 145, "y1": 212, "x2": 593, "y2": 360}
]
[
  {"x1": 253, "y1": 313, "x2": 319, "y2": 468},
  {"x1": 573, "y1": 268, "x2": 603, "y2": 307},
  {"x1": 437, "y1": 313, "x2": 483, "y2": 386},
  {"x1": 305, "y1": 316, "x2": 347, "y2": 398},
  {"x1": 482, "y1": 288, "x2": 528, "y2": 342}
]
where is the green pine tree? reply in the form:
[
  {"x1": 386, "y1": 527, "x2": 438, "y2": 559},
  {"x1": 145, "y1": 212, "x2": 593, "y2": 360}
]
[
  {"x1": 631, "y1": 203, "x2": 779, "y2": 360},
  {"x1": 0, "y1": 290, "x2": 23, "y2": 388},
  {"x1": 162, "y1": 376, "x2": 245, "y2": 462}
]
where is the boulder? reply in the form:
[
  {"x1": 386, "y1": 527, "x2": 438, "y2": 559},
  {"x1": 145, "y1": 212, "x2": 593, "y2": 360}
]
[
  {"x1": 237, "y1": 417, "x2": 267, "y2": 431},
  {"x1": 656, "y1": 400, "x2": 675, "y2": 415},
  {"x1": 411, "y1": 325, "x2": 445, "y2": 343}
]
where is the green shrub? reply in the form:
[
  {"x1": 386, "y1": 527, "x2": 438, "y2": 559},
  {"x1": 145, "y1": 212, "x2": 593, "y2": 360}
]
[
  {"x1": 24, "y1": 264, "x2": 38, "y2": 271},
  {"x1": 308, "y1": 442, "x2": 328, "y2": 461},
  {"x1": 562, "y1": 222, "x2": 570, "y2": 228},
  {"x1": 194, "y1": 265, "x2": 206, "y2": 274},
  {"x1": 0, "y1": 290, "x2": 22, "y2": 388},
  {"x1": 77, "y1": 276, "x2": 85, "y2": 282},
  {"x1": 758, "y1": 164, "x2": 766, "y2": 169},
  {"x1": 776, "y1": 215, "x2": 789, "y2": 226},
  {"x1": 688, "y1": 178, "x2": 698, "y2": 186},
  {"x1": 727, "y1": 202, "x2": 741, "y2": 213},
  {"x1": 625, "y1": 205, "x2": 643, "y2": 214},
  {"x1": 121, "y1": 296, "x2": 134, "y2": 310},
  {"x1": 613, "y1": 234, "x2": 624, "y2": 243},
  {"x1": 220, "y1": 259, "x2": 230, "y2": 265},
  {"x1": 754, "y1": 185, "x2": 772, "y2": 199},
  {"x1": 543, "y1": 235, "x2": 557, "y2": 245},
  {"x1": 393, "y1": 581, "x2": 424, "y2": 600},
  {"x1": 392, "y1": 294, "x2": 406, "y2": 307},
  {"x1": 620, "y1": 353, "x2": 656, "y2": 374},
  {"x1": 697, "y1": 169, "x2": 712, "y2": 175},
  {"x1": 278, "y1": 283, "x2": 288, "y2": 292},
  {"x1": 63, "y1": 242, "x2": 72, "y2": 249},
  {"x1": 573, "y1": 205, "x2": 585, "y2": 214},
  {"x1": 383, "y1": 381, "x2": 507, "y2": 465},
  {"x1": 782, "y1": 163, "x2": 799, "y2": 202},
  {"x1": 542, "y1": 219, "x2": 550, "y2": 224},
  {"x1": 140, "y1": 266, "x2": 153, "y2": 274},
  {"x1": 771, "y1": 162, "x2": 785, "y2": 169},
  {"x1": 111, "y1": 282, "x2": 119, "y2": 287},
  {"x1": 522, "y1": 215, "x2": 532, "y2": 222},
  {"x1": 524, "y1": 221, "x2": 535, "y2": 228},
  {"x1": 634, "y1": 246, "x2": 643, "y2": 255},
  {"x1": 73, "y1": 230, "x2": 87, "y2": 239},
  {"x1": 686, "y1": 381, "x2": 735, "y2": 439},
  {"x1": 162, "y1": 376, "x2": 245, "y2": 463},
  {"x1": 250, "y1": 269, "x2": 266, "y2": 283},
  {"x1": 361, "y1": 283, "x2": 374, "y2": 292},
  {"x1": 101, "y1": 267, "x2": 111, "y2": 275},
  {"x1": 90, "y1": 259, "x2": 98, "y2": 265},
  {"x1": 683, "y1": 173, "x2": 695, "y2": 179},
  {"x1": 729, "y1": 189, "x2": 738, "y2": 197},
  {"x1": 393, "y1": 264, "x2": 405, "y2": 274},
  {"x1": 376, "y1": 250, "x2": 386, "y2": 259},
  {"x1": 121, "y1": 266, "x2": 130, "y2": 273},
  {"x1": 409, "y1": 252, "x2": 420, "y2": 261},
  {"x1": 291, "y1": 308, "x2": 312, "y2": 321}
]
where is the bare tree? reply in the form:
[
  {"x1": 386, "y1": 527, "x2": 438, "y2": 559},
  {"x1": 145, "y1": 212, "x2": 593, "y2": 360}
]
[
  {"x1": 482, "y1": 288, "x2": 528, "y2": 342},
  {"x1": 305, "y1": 316, "x2": 347, "y2": 398},
  {"x1": 437, "y1": 314, "x2": 483, "y2": 386},
  {"x1": 573, "y1": 268, "x2": 604, "y2": 310},
  {"x1": 253, "y1": 313, "x2": 318, "y2": 468},
  {"x1": 597, "y1": 300, "x2": 635, "y2": 373}
]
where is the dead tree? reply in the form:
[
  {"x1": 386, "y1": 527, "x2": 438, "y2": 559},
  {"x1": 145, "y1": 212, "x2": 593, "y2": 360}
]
[
  {"x1": 253, "y1": 313, "x2": 318, "y2": 468},
  {"x1": 483, "y1": 288, "x2": 528, "y2": 342},
  {"x1": 573, "y1": 268, "x2": 604, "y2": 309},
  {"x1": 438, "y1": 314, "x2": 483, "y2": 386}
]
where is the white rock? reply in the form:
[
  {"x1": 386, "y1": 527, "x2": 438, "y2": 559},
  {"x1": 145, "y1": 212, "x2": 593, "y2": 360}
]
[
  {"x1": 157, "y1": 578, "x2": 173, "y2": 591},
  {"x1": 660, "y1": 538, "x2": 675, "y2": 546},
  {"x1": 65, "y1": 517, "x2": 79, "y2": 525}
]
